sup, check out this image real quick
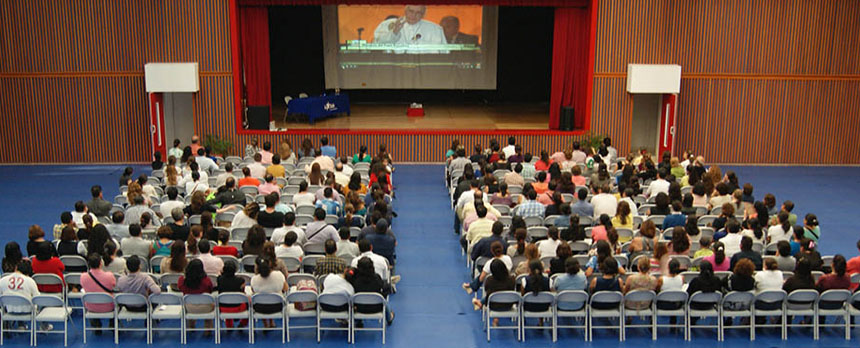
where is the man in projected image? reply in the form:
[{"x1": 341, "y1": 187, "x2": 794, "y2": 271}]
[
  {"x1": 373, "y1": 5, "x2": 445, "y2": 50},
  {"x1": 440, "y1": 16, "x2": 478, "y2": 45}
]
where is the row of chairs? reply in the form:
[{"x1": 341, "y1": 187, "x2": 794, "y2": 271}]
[
  {"x1": 482, "y1": 289, "x2": 860, "y2": 342},
  {"x1": 0, "y1": 291, "x2": 388, "y2": 346}
]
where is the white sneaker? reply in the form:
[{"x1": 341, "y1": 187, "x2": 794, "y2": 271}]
[
  {"x1": 40, "y1": 323, "x2": 53, "y2": 331},
  {"x1": 391, "y1": 275, "x2": 401, "y2": 284}
]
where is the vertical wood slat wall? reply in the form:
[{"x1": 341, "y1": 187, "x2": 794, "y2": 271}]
[
  {"x1": 2, "y1": 0, "x2": 859, "y2": 164},
  {"x1": 592, "y1": 0, "x2": 860, "y2": 164}
]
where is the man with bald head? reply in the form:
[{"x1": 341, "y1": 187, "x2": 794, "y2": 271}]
[
  {"x1": 439, "y1": 16, "x2": 478, "y2": 45},
  {"x1": 373, "y1": 5, "x2": 445, "y2": 49}
]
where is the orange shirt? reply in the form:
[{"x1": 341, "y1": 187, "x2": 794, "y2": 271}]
[
  {"x1": 238, "y1": 177, "x2": 260, "y2": 187},
  {"x1": 532, "y1": 182, "x2": 548, "y2": 195}
]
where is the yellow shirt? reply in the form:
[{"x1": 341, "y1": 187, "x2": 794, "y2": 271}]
[
  {"x1": 266, "y1": 165, "x2": 286, "y2": 178},
  {"x1": 611, "y1": 215, "x2": 634, "y2": 241}
]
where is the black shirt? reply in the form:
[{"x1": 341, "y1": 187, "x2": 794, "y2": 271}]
[
  {"x1": 183, "y1": 204, "x2": 217, "y2": 216},
  {"x1": 523, "y1": 275, "x2": 551, "y2": 311},
  {"x1": 208, "y1": 189, "x2": 246, "y2": 207},
  {"x1": 168, "y1": 223, "x2": 191, "y2": 241},
  {"x1": 730, "y1": 250, "x2": 763, "y2": 270},
  {"x1": 27, "y1": 240, "x2": 56, "y2": 258},
  {"x1": 351, "y1": 273, "x2": 387, "y2": 313},
  {"x1": 57, "y1": 241, "x2": 79, "y2": 257},
  {"x1": 549, "y1": 257, "x2": 568, "y2": 275},
  {"x1": 257, "y1": 210, "x2": 285, "y2": 228},
  {"x1": 724, "y1": 274, "x2": 755, "y2": 292},
  {"x1": 216, "y1": 275, "x2": 246, "y2": 308},
  {"x1": 783, "y1": 275, "x2": 815, "y2": 294}
]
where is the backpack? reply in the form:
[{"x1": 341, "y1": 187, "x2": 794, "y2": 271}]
[{"x1": 294, "y1": 279, "x2": 318, "y2": 311}]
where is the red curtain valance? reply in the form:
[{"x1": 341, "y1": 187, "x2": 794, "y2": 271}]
[{"x1": 239, "y1": 0, "x2": 588, "y2": 7}]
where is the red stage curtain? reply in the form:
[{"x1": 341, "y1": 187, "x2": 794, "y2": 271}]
[
  {"x1": 240, "y1": 0, "x2": 588, "y2": 6},
  {"x1": 548, "y1": 6, "x2": 591, "y2": 130},
  {"x1": 240, "y1": 6, "x2": 273, "y2": 112}
]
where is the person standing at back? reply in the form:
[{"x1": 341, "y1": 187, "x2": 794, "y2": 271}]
[{"x1": 320, "y1": 136, "x2": 337, "y2": 158}]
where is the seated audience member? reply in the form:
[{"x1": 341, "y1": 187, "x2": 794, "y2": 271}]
[
  {"x1": 216, "y1": 262, "x2": 248, "y2": 328},
  {"x1": 266, "y1": 155, "x2": 286, "y2": 178},
  {"x1": 537, "y1": 227, "x2": 562, "y2": 258},
  {"x1": 720, "y1": 220, "x2": 743, "y2": 257},
  {"x1": 470, "y1": 222, "x2": 506, "y2": 262},
  {"x1": 161, "y1": 241, "x2": 189, "y2": 274},
  {"x1": 72, "y1": 200, "x2": 98, "y2": 227},
  {"x1": 590, "y1": 184, "x2": 617, "y2": 220},
  {"x1": 724, "y1": 258, "x2": 755, "y2": 292},
  {"x1": 365, "y1": 219, "x2": 396, "y2": 265},
  {"x1": 590, "y1": 214, "x2": 612, "y2": 243},
  {"x1": 315, "y1": 239, "x2": 347, "y2": 277},
  {"x1": 106, "y1": 211, "x2": 129, "y2": 240},
  {"x1": 711, "y1": 202, "x2": 736, "y2": 233},
  {"x1": 521, "y1": 260, "x2": 551, "y2": 311},
  {"x1": 316, "y1": 187, "x2": 342, "y2": 217},
  {"x1": 215, "y1": 163, "x2": 235, "y2": 188},
  {"x1": 693, "y1": 235, "x2": 715, "y2": 259},
  {"x1": 251, "y1": 257, "x2": 289, "y2": 329},
  {"x1": 87, "y1": 185, "x2": 113, "y2": 218},
  {"x1": 589, "y1": 258, "x2": 623, "y2": 306},
  {"x1": 782, "y1": 257, "x2": 816, "y2": 295},
  {"x1": 258, "y1": 174, "x2": 280, "y2": 196},
  {"x1": 178, "y1": 259, "x2": 215, "y2": 330},
  {"x1": 275, "y1": 232, "x2": 304, "y2": 260},
  {"x1": 767, "y1": 211, "x2": 794, "y2": 243},
  {"x1": 197, "y1": 240, "x2": 224, "y2": 275},
  {"x1": 152, "y1": 226, "x2": 175, "y2": 259},
  {"x1": 117, "y1": 256, "x2": 161, "y2": 311},
  {"x1": 755, "y1": 258, "x2": 784, "y2": 293},
  {"x1": 795, "y1": 239, "x2": 823, "y2": 271},
  {"x1": 802, "y1": 213, "x2": 820, "y2": 243},
  {"x1": 350, "y1": 239, "x2": 392, "y2": 282},
  {"x1": 238, "y1": 167, "x2": 260, "y2": 188},
  {"x1": 702, "y1": 241, "x2": 731, "y2": 272},
  {"x1": 103, "y1": 241, "x2": 127, "y2": 274},
  {"x1": 514, "y1": 190, "x2": 545, "y2": 218},
  {"x1": 624, "y1": 257, "x2": 659, "y2": 310},
  {"x1": 31, "y1": 242, "x2": 65, "y2": 294},
  {"x1": 470, "y1": 259, "x2": 516, "y2": 315},
  {"x1": 549, "y1": 243, "x2": 573, "y2": 276},
  {"x1": 0, "y1": 261, "x2": 41, "y2": 319},
  {"x1": 847, "y1": 239, "x2": 860, "y2": 276},
  {"x1": 167, "y1": 208, "x2": 191, "y2": 241},
  {"x1": 159, "y1": 186, "x2": 186, "y2": 219},
  {"x1": 815, "y1": 254, "x2": 851, "y2": 295},
  {"x1": 121, "y1": 223, "x2": 151, "y2": 260},
  {"x1": 686, "y1": 262, "x2": 723, "y2": 305},
  {"x1": 212, "y1": 229, "x2": 239, "y2": 257},
  {"x1": 553, "y1": 258, "x2": 587, "y2": 295},
  {"x1": 648, "y1": 192, "x2": 671, "y2": 216},
  {"x1": 183, "y1": 191, "x2": 217, "y2": 217},
  {"x1": 730, "y1": 236, "x2": 763, "y2": 270},
  {"x1": 27, "y1": 225, "x2": 53, "y2": 257},
  {"x1": 343, "y1": 172, "x2": 368, "y2": 196},
  {"x1": 81, "y1": 254, "x2": 116, "y2": 332},
  {"x1": 247, "y1": 153, "x2": 268, "y2": 178},
  {"x1": 585, "y1": 240, "x2": 624, "y2": 277},
  {"x1": 662, "y1": 201, "x2": 686, "y2": 229},
  {"x1": 336, "y1": 227, "x2": 360, "y2": 259},
  {"x1": 207, "y1": 177, "x2": 246, "y2": 207},
  {"x1": 774, "y1": 240, "x2": 796, "y2": 272},
  {"x1": 52, "y1": 211, "x2": 76, "y2": 241},
  {"x1": 610, "y1": 201, "x2": 633, "y2": 230},
  {"x1": 350, "y1": 257, "x2": 395, "y2": 324},
  {"x1": 231, "y1": 202, "x2": 260, "y2": 229},
  {"x1": 257, "y1": 194, "x2": 286, "y2": 228},
  {"x1": 305, "y1": 208, "x2": 340, "y2": 245},
  {"x1": 242, "y1": 225, "x2": 267, "y2": 256},
  {"x1": 57, "y1": 226, "x2": 82, "y2": 257}
]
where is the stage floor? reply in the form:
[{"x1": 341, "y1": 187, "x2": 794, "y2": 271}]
[{"x1": 274, "y1": 103, "x2": 550, "y2": 130}]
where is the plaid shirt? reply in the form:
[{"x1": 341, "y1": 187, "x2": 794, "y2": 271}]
[
  {"x1": 313, "y1": 255, "x2": 346, "y2": 277},
  {"x1": 515, "y1": 200, "x2": 545, "y2": 218}
]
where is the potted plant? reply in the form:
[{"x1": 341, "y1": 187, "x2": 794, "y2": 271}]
[{"x1": 203, "y1": 134, "x2": 234, "y2": 158}]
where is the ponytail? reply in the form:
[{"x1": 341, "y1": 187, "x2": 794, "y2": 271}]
[
  {"x1": 527, "y1": 259, "x2": 545, "y2": 295},
  {"x1": 714, "y1": 242, "x2": 726, "y2": 264}
]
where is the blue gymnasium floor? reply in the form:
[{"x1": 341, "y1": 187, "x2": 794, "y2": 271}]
[{"x1": 0, "y1": 163, "x2": 858, "y2": 348}]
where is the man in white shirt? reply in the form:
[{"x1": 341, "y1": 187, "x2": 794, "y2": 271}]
[
  {"x1": 351, "y1": 239, "x2": 390, "y2": 281},
  {"x1": 196, "y1": 240, "x2": 224, "y2": 275},
  {"x1": 501, "y1": 137, "x2": 516, "y2": 159},
  {"x1": 570, "y1": 142, "x2": 587, "y2": 164},
  {"x1": 275, "y1": 232, "x2": 304, "y2": 259},
  {"x1": 305, "y1": 208, "x2": 340, "y2": 245},
  {"x1": 271, "y1": 212, "x2": 306, "y2": 246},
  {"x1": 304, "y1": 154, "x2": 335, "y2": 174},
  {"x1": 721, "y1": 221, "x2": 744, "y2": 257},
  {"x1": 194, "y1": 148, "x2": 218, "y2": 175},
  {"x1": 339, "y1": 157, "x2": 354, "y2": 176},
  {"x1": 336, "y1": 227, "x2": 360, "y2": 259},
  {"x1": 644, "y1": 169, "x2": 671, "y2": 198},
  {"x1": 121, "y1": 224, "x2": 152, "y2": 260},
  {"x1": 215, "y1": 163, "x2": 235, "y2": 188},
  {"x1": 0, "y1": 262, "x2": 40, "y2": 314},
  {"x1": 184, "y1": 171, "x2": 209, "y2": 195},
  {"x1": 247, "y1": 153, "x2": 267, "y2": 179},
  {"x1": 159, "y1": 187, "x2": 185, "y2": 219},
  {"x1": 373, "y1": 5, "x2": 445, "y2": 53},
  {"x1": 71, "y1": 201, "x2": 98, "y2": 226},
  {"x1": 333, "y1": 162, "x2": 350, "y2": 187},
  {"x1": 591, "y1": 184, "x2": 618, "y2": 220}
]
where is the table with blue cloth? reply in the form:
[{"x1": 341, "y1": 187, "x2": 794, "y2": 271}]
[{"x1": 287, "y1": 94, "x2": 350, "y2": 124}]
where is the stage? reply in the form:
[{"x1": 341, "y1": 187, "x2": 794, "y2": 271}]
[{"x1": 273, "y1": 103, "x2": 550, "y2": 130}]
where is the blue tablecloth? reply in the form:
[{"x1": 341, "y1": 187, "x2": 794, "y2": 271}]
[{"x1": 287, "y1": 94, "x2": 350, "y2": 124}]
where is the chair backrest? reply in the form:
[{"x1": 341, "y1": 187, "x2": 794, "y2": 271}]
[
  {"x1": 33, "y1": 273, "x2": 65, "y2": 288},
  {"x1": 159, "y1": 273, "x2": 182, "y2": 289},
  {"x1": 115, "y1": 293, "x2": 148, "y2": 308},
  {"x1": 252, "y1": 292, "x2": 285, "y2": 306},
  {"x1": 578, "y1": 215, "x2": 594, "y2": 226},
  {"x1": 522, "y1": 292, "x2": 555, "y2": 309},
  {"x1": 668, "y1": 255, "x2": 692, "y2": 269},
  {"x1": 624, "y1": 289, "x2": 656, "y2": 304},
  {"x1": 786, "y1": 289, "x2": 818, "y2": 308},
  {"x1": 721, "y1": 291, "x2": 754, "y2": 310},
  {"x1": 688, "y1": 291, "x2": 722, "y2": 309},
  {"x1": 817, "y1": 289, "x2": 851, "y2": 305},
  {"x1": 286, "y1": 290, "x2": 317, "y2": 305},
  {"x1": 287, "y1": 273, "x2": 316, "y2": 288},
  {"x1": 32, "y1": 295, "x2": 64, "y2": 308},
  {"x1": 279, "y1": 256, "x2": 302, "y2": 273},
  {"x1": 241, "y1": 255, "x2": 258, "y2": 272},
  {"x1": 527, "y1": 226, "x2": 548, "y2": 240},
  {"x1": 231, "y1": 227, "x2": 250, "y2": 241},
  {"x1": 556, "y1": 290, "x2": 588, "y2": 309},
  {"x1": 351, "y1": 292, "x2": 385, "y2": 310},
  {"x1": 218, "y1": 292, "x2": 250, "y2": 306},
  {"x1": 569, "y1": 241, "x2": 590, "y2": 254},
  {"x1": 0, "y1": 294, "x2": 33, "y2": 313},
  {"x1": 680, "y1": 271, "x2": 699, "y2": 284},
  {"x1": 183, "y1": 293, "x2": 216, "y2": 306},
  {"x1": 60, "y1": 255, "x2": 87, "y2": 270},
  {"x1": 487, "y1": 291, "x2": 521, "y2": 307},
  {"x1": 296, "y1": 204, "x2": 316, "y2": 216},
  {"x1": 318, "y1": 293, "x2": 349, "y2": 309},
  {"x1": 754, "y1": 290, "x2": 786, "y2": 306},
  {"x1": 590, "y1": 291, "x2": 623, "y2": 307},
  {"x1": 302, "y1": 255, "x2": 324, "y2": 271},
  {"x1": 655, "y1": 290, "x2": 688, "y2": 305},
  {"x1": 82, "y1": 292, "x2": 115, "y2": 306},
  {"x1": 150, "y1": 293, "x2": 183, "y2": 306}
]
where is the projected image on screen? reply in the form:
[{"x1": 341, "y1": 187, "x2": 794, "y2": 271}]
[{"x1": 323, "y1": 5, "x2": 498, "y2": 89}]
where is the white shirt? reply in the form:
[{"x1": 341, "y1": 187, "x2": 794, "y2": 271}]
[
  {"x1": 195, "y1": 156, "x2": 218, "y2": 175},
  {"x1": 179, "y1": 171, "x2": 209, "y2": 188},
  {"x1": 71, "y1": 211, "x2": 98, "y2": 226},
  {"x1": 215, "y1": 173, "x2": 234, "y2": 188},
  {"x1": 185, "y1": 180, "x2": 209, "y2": 195},
  {"x1": 661, "y1": 275, "x2": 683, "y2": 291},
  {"x1": 230, "y1": 211, "x2": 257, "y2": 229},
  {"x1": 721, "y1": 233, "x2": 743, "y2": 257},
  {"x1": 0, "y1": 272, "x2": 40, "y2": 313},
  {"x1": 537, "y1": 239, "x2": 562, "y2": 258},
  {"x1": 271, "y1": 226, "x2": 306, "y2": 246},
  {"x1": 160, "y1": 200, "x2": 186, "y2": 219},
  {"x1": 336, "y1": 240, "x2": 360, "y2": 258},
  {"x1": 292, "y1": 193, "x2": 316, "y2": 207},
  {"x1": 334, "y1": 171, "x2": 350, "y2": 187},
  {"x1": 351, "y1": 251, "x2": 390, "y2": 281},
  {"x1": 741, "y1": 229, "x2": 765, "y2": 244},
  {"x1": 645, "y1": 179, "x2": 671, "y2": 197},
  {"x1": 198, "y1": 253, "x2": 224, "y2": 275},
  {"x1": 767, "y1": 225, "x2": 793, "y2": 243},
  {"x1": 321, "y1": 274, "x2": 354, "y2": 296},
  {"x1": 373, "y1": 18, "x2": 446, "y2": 53},
  {"x1": 275, "y1": 245, "x2": 304, "y2": 259},
  {"x1": 251, "y1": 271, "x2": 286, "y2": 294},
  {"x1": 502, "y1": 145, "x2": 516, "y2": 159},
  {"x1": 481, "y1": 255, "x2": 513, "y2": 274},
  {"x1": 620, "y1": 197, "x2": 639, "y2": 216},
  {"x1": 341, "y1": 165, "x2": 354, "y2": 176},
  {"x1": 754, "y1": 269, "x2": 784, "y2": 293},
  {"x1": 247, "y1": 162, "x2": 267, "y2": 179},
  {"x1": 591, "y1": 193, "x2": 618, "y2": 220}
]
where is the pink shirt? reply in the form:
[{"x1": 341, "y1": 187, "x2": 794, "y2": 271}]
[
  {"x1": 591, "y1": 225, "x2": 607, "y2": 242},
  {"x1": 571, "y1": 175, "x2": 587, "y2": 187},
  {"x1": 81, "y1": 269, "x2": 116, "y2": 312},
  {"x1": 259, "y1": 150, "x2": 274, "y2": 165},
  {"x1": 702, "y1": 254, "x2": 731, "y2": 272},
  {"x1": 463, "y1": 211, "x2": 498, "y2": 231},
  {"x1": 258, "y1": 183, "x2": 280, "y2": 195}
]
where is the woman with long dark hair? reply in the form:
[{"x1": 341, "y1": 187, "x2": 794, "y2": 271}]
[
  {"x1": 703, "y1": 241, "x2": 730, "y2": 271},
  {"x1": 178, "y1": 259, "x2": 214, "y2": 329},
  {"x1": 344, "y1": 172, "x2": 367, "y2": 195},
  {"x1": 350, "y1": 257, "x2": 394, "y2": 324},
  {"x1": 521, "y1": 260, "x2": 550, "y2": 313},
  {"x1": 162, "y1": 240, "x2": 188, "y2": 274},
  {"x1": 354, "y1": 145, "x2": 372, "y2": 164}
]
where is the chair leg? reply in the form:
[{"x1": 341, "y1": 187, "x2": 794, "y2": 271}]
[
  {"x1": 114, "y1": 316, "x2": 119, "y2": 344},
  {"x1": 82, "y1": 315, "x2": 87, "y2": 344}
]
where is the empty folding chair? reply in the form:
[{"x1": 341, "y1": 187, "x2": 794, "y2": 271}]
[
  {"x1": 589, "y1": 291, "x2": 624, "y2": 341},
  {"x1": 159, "y1": 273, "x2": 182, "y2": 293},
  {"x1": 302, "y1": 255, "x2": 324, "y2": 274},
  {"x1": 241, "y1": 255, "x2": 258, "y2": 273},
  {"x1": 686, "y1": 291, "x2": 722, "y2": 341},
  {"x1": 82, "y1": 292, "x2": 116, "y2": 344},
  {"x1": 305, "y1": 243, "x2": 325, "y2": 255},
  {"x1": 485, "y1": 291, "x2": 521, "y2": 342},
  {"x1": 569, "y1": 241, "x2": 590, "y2": 255},
  {"x1": 753, "y1": 290, "x2": 787, "y2": 340},
  {"x1": 183, "y1": 293, "x2": 218, "y2": 343},
  {"x1": 720, "y1": 291, "x2": 754, "y2": 341},
  {"x1": 33, "y1": 273, "x2": 66, "y2": 299},
  {"x1": 325, "y1": 214, "x2": 339, "y2": 225},
  {"x1": 114, "y1": 293, "x2": 150, "y2": 344},
  {"x1": 623, "y1": 290, "x2": 657, "y2": 340},
  {"x1": 317, "y1": 293, "x2": 351, "y2": 342},
  {"x1": 33, "y1": 294, "x2": 72, "y2": 346},
  {"x1": 149, "y1": 293, "x2": 184, "y2": 344},
  {"x1": 815, "y1": 289, "x2": 851, "y2": 340},
  {"x1": 521, "y1": 292, "x2": 556, "y2": 341},
  {"x1": 286, "y1": 290, "x2": 318, "y2": 342},
  {"x1": 527, "y1": 226, "x2": 548, "y2": 240},
  {"x1": 231, "y1": 227, "x2": 250, "y2": 241},
  {"x1": 351, "y1": 293, "x2": 388, "y2": 344},
  {"x1": 0, "y1": 294, "x2": 34, "y2": 346},
  {"x1": 847, "y1": 291, "x2": 860, "y2": 339},
  {"x1": 296, "y1": 204, "x2": 316, "y2": 216},
  {"x1": 295, "y1": 215, "x2": 314, "y2": 227},
  {"x1": 785, "y1": 289, "x2": 818, "y2": 339},
  {"x1": 217, "y1": 292, "x2": 251, "y2": 343},
  {"x1": 494, "y1": 204, "x2": 511, "y2": 216},
  {"x1": 60, "y1": 255, "x2": 87, "y2": 272},
  {"x1": 554, "y1": 290, "x2": 588, "y2": 341},
  {"x1": 524, "y1": 216, "x2": 543, "y2": 227}
]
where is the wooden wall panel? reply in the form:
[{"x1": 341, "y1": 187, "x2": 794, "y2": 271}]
[{"x1": 592, "y1": 0, "x2": 860, "y2": 164}]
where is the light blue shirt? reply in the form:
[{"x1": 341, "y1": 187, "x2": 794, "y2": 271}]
[{"x1": 321, "y1": 146, "x2": 337, "y2": 158}]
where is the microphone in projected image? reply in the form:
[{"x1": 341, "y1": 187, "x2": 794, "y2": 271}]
[{"x1": 357, "y1": 27, "x2": 364, "y2": 41}]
